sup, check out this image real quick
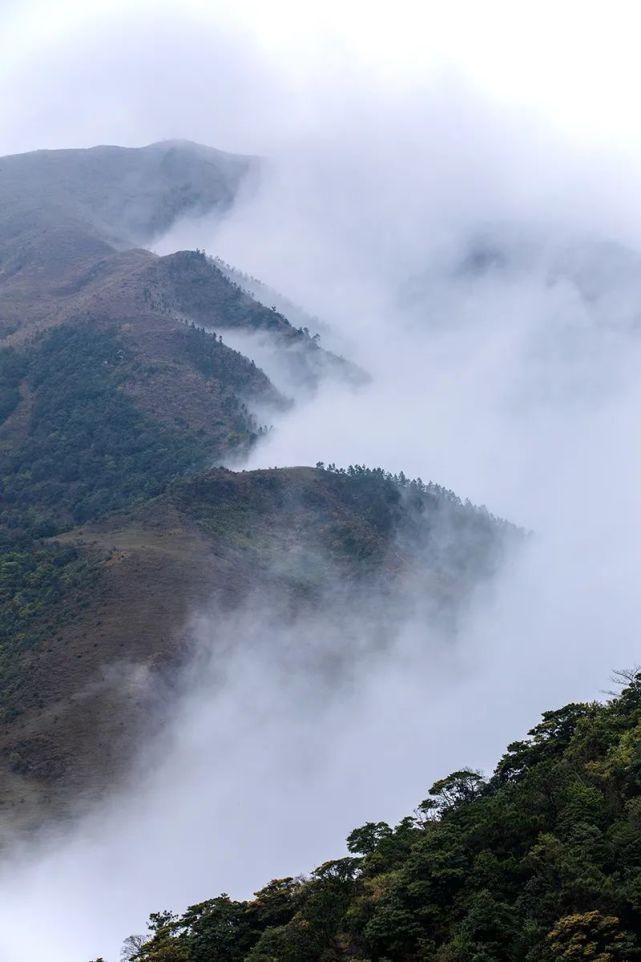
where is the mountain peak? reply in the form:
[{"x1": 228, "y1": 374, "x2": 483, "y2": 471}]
[{"x1": 0, "y1": 138, "x2": 256, "y2": 270}]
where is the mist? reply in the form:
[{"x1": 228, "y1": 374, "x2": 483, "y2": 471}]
[{"x1": 1, "y1": 4, "x2": 641, "y2": 961}]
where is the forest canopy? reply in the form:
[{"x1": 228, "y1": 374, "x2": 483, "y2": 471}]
[{"x1": 115, "y1": 671, "x2": 641, "y2": 962}]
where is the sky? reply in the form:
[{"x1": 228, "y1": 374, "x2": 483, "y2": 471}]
[
  {"x1": 3, "y1": 0, "x2": 641, "y2": 158},
  {"x1": 1, "y1": 3, "x2": 641, "y2": 961}
]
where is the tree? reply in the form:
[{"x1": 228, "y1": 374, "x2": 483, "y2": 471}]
[
  {"x1": 121, "y1": 934, "x2": 146, "y2": 961},
  {"x1": 546, "y1": 911, "x2": 640, "y2": 961},
  {"x1": 427, "y1": 769, "x2": 486, "y2": 814},
  {"x1": 346, "y1": 821, "x2": 392, "y2": 855}
]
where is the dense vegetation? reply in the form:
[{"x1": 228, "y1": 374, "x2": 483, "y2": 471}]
[
  {"x1": 0, "y1": 543, "x2": 97, "y2": 648},
  {"x1": 0, "y1": 345, "x2": 25, "y2": 421},
  {"x1": 0, "y1": 323, "x2": 263, "y2": 541},
  {"x1": 179, "y1": 323, "x2": 277, "y2": 414},
  {"x1": 316, "y1": 463, "x2": 516, "y2": 531},
  {"x1": 117, "y1": 673, "x2": 641, "y2": 962},
  {"x1": 314, "y1": 464, "x2": 519, "y2": 579},
  {"x1": 0, "y1": 543, "x2": 99, "y2": 717},
  {"x1": 159, "y1": 250, "x2": 305, "y2": 337},
  {"x1": 0, "y1": 321, "x2": 265, "y2": 710}
]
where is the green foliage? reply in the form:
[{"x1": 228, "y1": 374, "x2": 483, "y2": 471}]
[
  {"x1": 121, "y1": 674, "x2": 641, "y2": 962},
  {"x1": 0, "y1": 321, "x2": 274, "y2": 697},
  {"x1": 0, "y1": 542, "x2": 99, "y2": 713},
  {"x1": 0, "y1": 544, "x2": 96, "y2": 647},
  {"x1": 1, "y1": 323, "x2": 212, "y2": 539},
  {"x1": 316, "y1": 463, "x2": 518, "y2": 533},
  {"x1": 180, "y1": 324, "x2": 266, "y2": 406},
  {"x1": 427, "y1": 769, "x2": 486, "y2": 814},
  {"x1": 347, "y1": 822, "x2": 393, "y2": 856},
  {"x1": 0, "y1": 346, "x2": 26, "y2": 422},
  {"x1": 545, "y1": 910, "x2": 640, "y2": 960}
]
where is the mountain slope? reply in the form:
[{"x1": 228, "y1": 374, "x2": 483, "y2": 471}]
[
  {"x1": 0, "y1": 318, "x2": 280, "y2": 543},
  {"x1": 145, "y1": 250, "x2": 367, "y2": 389},
  {"x1": 0, "y1": 142, "x2": 359, "y2": 410},
  {"x1": 117, "y1": 673, "x2": 641, "y2": 962},
  {"x1": 0, "y1": 139, "x2": 253, "y2": 261},
  {"x1": 0, "y1": 142, "x2": 289, "y2": 483},
  {"x1": 0, "y1": 466, "x2": 517, "y2": 829},
  {"x1": 0, "y1": 140, "x2": 255, "y2": 345}
]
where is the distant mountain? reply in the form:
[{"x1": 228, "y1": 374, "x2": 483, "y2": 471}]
[
  {"x1": 405, "y1": 224, "x2": 641, "y2": 336},
  {"x1": 0, "y1": 139, "x2": 253, "y2": 333},
  {"x1": 0, "y1": 140, "x2": 361, "y2": 395},
  {"x1": 0, "y1": 139, "x2": 253, "y2": 262}
]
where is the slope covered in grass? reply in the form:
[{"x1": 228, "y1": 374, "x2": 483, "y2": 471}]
[{"x1": 0, "y1": 466, "x2": 516, "y2": 827}]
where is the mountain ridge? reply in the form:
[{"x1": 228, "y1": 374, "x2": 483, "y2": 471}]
[{"x1": 0, "y1": 141, "x2": 517, "y2": 840}]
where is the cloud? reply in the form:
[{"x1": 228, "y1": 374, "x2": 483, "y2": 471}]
[{"x1": 5, "y1": 1, "x2": 641, "y2": 159}]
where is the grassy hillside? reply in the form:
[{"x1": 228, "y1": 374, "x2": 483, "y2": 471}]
[
  {"x1": 0, "y1": 142, "x2": 358, "y2": 394},
  {"x1": 0, "y1": 142, "x2": 362, "y2": 457},
  {"x1": 0, "y1": 466, "x2": 516, "y2": 828},
  {"x1": 118, "y1": 672, "x2": 641, "y2": 962},
  {"x1": 0, "y1": 140, "x2": 378, "y2": 829}
]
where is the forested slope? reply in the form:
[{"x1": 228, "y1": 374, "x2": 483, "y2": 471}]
[
  {"x1": 119, "y1": 673, "x2": 641, "y2": 962},
  {"x1": 0, "y1": 466, "x2": 516, "y2": 828}
]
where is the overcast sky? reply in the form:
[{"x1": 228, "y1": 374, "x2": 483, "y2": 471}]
[{"x1": 3, "y1": 1, "x2": 641, "y2": 159}]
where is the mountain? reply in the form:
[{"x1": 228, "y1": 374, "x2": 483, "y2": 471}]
[
  {"x1": 214, "y1": 256, "x2": 330, "y2": 338},
  {"x1": 0, "y1": 465, "x2": 516, "y2": 829},
  {"x1": 0, "y1": 142, "x2": 362, "y2": 410},
  {"x1": 0, "y1": 139, "x2": 253, "y2": 267},
  {"x1": 115, "y1": 672, "x2": 641, "y2": 962},
  {"x1": 0, "y1": 142, "x2": 515, "y2": 830},
  {"x1": 0, "y1": 142, "x2": 363, "y2": 552},
  {"x1": 405, "y1": 224, "x2": 641, "y2": 337}
]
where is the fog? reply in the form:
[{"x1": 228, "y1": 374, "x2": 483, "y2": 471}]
[{"x1": 1, "y1": 3, "x2": 641, "y2": 961}]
